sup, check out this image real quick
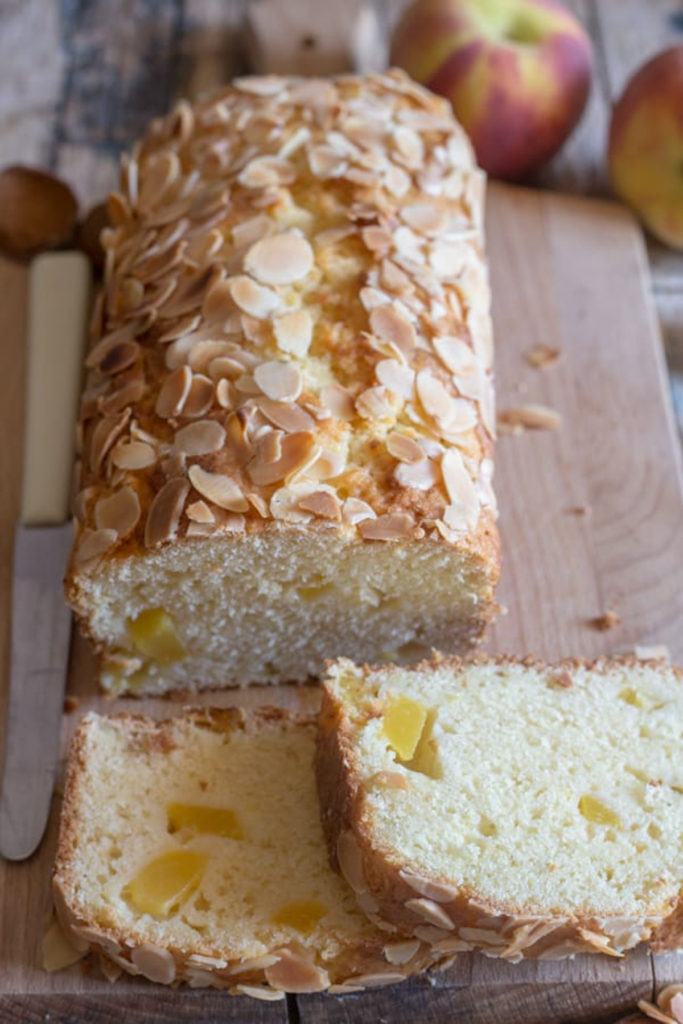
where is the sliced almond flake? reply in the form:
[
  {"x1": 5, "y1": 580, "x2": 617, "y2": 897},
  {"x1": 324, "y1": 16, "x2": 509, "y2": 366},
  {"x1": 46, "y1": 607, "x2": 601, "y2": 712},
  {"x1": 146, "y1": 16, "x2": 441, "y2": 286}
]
[
  {"x1": 187, "y1": 340, "x2": 234, "y2": 373},
  {"x1": 362, "y1": 226, "x2": 392, "y2": 253},
  {"x1": 244, "y1": 233, "x2": 314, "y2": 286},
  {"x1": 355, "y1": 386, "x2": 394, "y2": 420},
  {"x1": 173, "y1": 419, "x2": 225, "y2": 455},
  {"x1": 288, "y1": 78, "x2": 338, "y2": 106},
  {"x1": 186, "y1": 499, "x2": 215, "y2": 524},
  {"x1": 416, "y1": 370, "x2": 458, "y2": 429},
  {"x1": 111, "y1": 439, "x2": 156, "y2": 470},
  {"x1": 86, "y1": 324, "x2": 138, "y2": 369},
  {"x1": 277, "y1": 125, "x2": 312, "y2": 159},
  {"x1": 273, "y1": 309, "x2": 313, "y2": 357},
  {"x1": 638, "y1": 1001, "x2": 678, "y2": 1024},
  {"x1": 158, "y1": 314, "x2": 202, "y2": 344},
  {"x1": 238, "y1": 156, "x2": 296, "y2": 189},
  {"x1": 633, "y1": 645, "x2": 670, "y2": 662},
  {"x1": 376, "y1": 359, "x2": 415, "y2": 399},
  {"x1": 248, "y1": 431, "x2": 315, "y2": 486},
  {"x1": 201, "y1": 280, "x2": 237, "y2": 323},
  {"x1": 429, "y1": 242, "x2": 466, "y2": 278},
  {"x1": 526, "y1": 344, "x2": 562, "y2": 369},
  {"x1": 233, "y1": 75, "x2": 285, "y2": 95},
  {"x1": 144, "y1": 477, "x2": 189, "y2": 548},
  {"x1": 395, "y1": 458, "x2": 439, "y2": 490},
  {"x1": 381, "y1": 259, "x2": 413, "y2": 294},
  {"x1": 393, "y1": 125, "x2": 425, "y2": 166},
  {"x1": 188, "y1": 465, "x2": 249, "y2": 512},
  {"x1": 100, "y1": 377, "x2": 145, "y2": 416},
  {"x1": 305, "y1": 448, "x2": 346, "y2": 480},
  {"x1": 133, "y1": 239, "x2": 186, "y2": 283},
  {"x1": 344, "y1": 166, "x2": 380, "y2": 187},
  {"x1": 400, "y1": 202, "x2": 448, "y2": 236},
  {"x1": 139, "y1": 152, "x2": 181, "y2": 210},
  {"x1": 441, "y1": 448, "x2": 479, "y2": 515},
  {"x1": 308, "y1": 146, "x2": 348, "y2": 179},
  {"x1": 227, "y1": 276, "x2": 281, "y2": 319},
  {"x1": 497, "y1": 404, "x2": 562, "y2": 432},
  {"x1": 89, "y1": 411, "x2": 130, "y2": 473},
  {"x1": 298, "y1": 490, "x2": 341, "y2": 520},
  {"x1": 111, "y1": 277, "x2": 145, "y2": 317},
  {"x1": 108, "y1": 192, "x2": 131, "y2": 227},
  {"x1": 314, "y1": 225, "x2": 356, "y2": 248},
  {"x1": 256, "y1": 429, "x2": 283, "y2": 465},
  {"x1": 433, "y1": 336, "x2": 476, "y2": 376},
  {"x1": 254, "y1": 360, "x2": 302, "y2": 402},
  {"x1": 360, "y1": 286, "x2": 389, "y2": 312},
  {"x1": 320, "y1": 384, "x2": 355, "y2": 421},
  {"x1": 74, "y1": 528, "x2": 118, "y2": 565},
  {"x1": 234, "y1": 373, "x2": 261, "y2": 396},
  {"x1": 259, "y1": 398, "x2": 314, "y2": 433},
  {"x1": 370, "y1": 305, "x2": 416, "y2": 359},
  {"x1": 208, "y1": 356, "x2": 245, "y2": 382},
  {"x1": 386, "y1": 433, "x2": 423, "y2": 463},
  {"x1": 384, "y1": 164, "x2": 412, "y2": 197},
  {"x1": 393, "y1": 226, "x2": 423, "y2": 260},
  {"x1": 94, "y1": 486, "x2": 141, "y2": 537},
  {"x1": 215, "y1": 378, "x2": 232, "y2": 409},
  {"x1": 343, "y1": 498, "x2": 376, "y2": 525},
  {"x1": 231, "y1": 214, "x2": 274, "y2": 249},
  {"x1": 359, "y1": 513, "x2": 415, "y2": 541},
  {"x1": 270, "y1": 482, "x2": 315, "y2": 523},
  {"x1": 186, "y1": 228, "x2": 223, "y2": 264},
  {"x1": 156, "y1": 366, "x2": 192, "y2": 418},
  {"x1": 161, "y1": 264, "x2": 223, "y2": 319},
  {"x1": 182, "y1": 374, "x2": 215, "y2": 418}
]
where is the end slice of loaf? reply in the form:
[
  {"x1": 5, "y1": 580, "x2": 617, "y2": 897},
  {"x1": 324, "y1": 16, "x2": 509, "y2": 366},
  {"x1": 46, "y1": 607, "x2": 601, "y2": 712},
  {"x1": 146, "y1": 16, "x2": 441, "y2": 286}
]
[
  {"x1": 53, "y1": 708, "x2": 447, "y2": 996},
  {"x1": 316, "y1": 656, "x2": 683, "y2": 961}
]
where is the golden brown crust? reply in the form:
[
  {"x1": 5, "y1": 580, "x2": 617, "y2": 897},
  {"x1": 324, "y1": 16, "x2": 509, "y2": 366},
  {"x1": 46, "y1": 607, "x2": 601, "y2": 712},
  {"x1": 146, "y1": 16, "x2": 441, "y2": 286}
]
[
  {"x1": 65, "y1": 69, "x2": 497, "y2": 584},
  {"x1": 316, "y1": 657, "x2": 683, "y2": 961},
  {"x1": 53, "y1": 708, "x2": 454, "y2": 995}
]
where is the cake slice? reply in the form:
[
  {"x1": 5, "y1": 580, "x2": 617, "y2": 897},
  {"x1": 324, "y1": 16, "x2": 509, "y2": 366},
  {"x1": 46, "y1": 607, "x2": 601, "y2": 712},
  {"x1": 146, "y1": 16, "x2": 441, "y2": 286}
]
[
  {"x1": 53, "y1": 708, "x2": 445, "y2": 996},
  {"x1": 316, "y1": 656, "x2": 683, "y2": 961}
]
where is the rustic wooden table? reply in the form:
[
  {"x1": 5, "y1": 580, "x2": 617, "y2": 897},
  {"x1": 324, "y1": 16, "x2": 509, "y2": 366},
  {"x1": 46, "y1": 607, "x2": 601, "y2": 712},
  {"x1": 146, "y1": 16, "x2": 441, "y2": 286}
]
[{"x1": 0, "y1": 3, "x2": 682, "y2": 1023}]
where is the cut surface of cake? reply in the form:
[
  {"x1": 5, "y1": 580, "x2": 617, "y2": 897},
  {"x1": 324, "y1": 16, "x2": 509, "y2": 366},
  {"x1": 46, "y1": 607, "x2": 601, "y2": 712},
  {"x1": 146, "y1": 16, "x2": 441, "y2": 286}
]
[
  {"x1": 316, "y1": 656, "x2": 683, "y2": 960},
  {"x1": 53, "y1": 708, "x2": 446, "y2": 995},
  {"x1": 65, "y1": 69, "x2": 498, "y2": 695}
]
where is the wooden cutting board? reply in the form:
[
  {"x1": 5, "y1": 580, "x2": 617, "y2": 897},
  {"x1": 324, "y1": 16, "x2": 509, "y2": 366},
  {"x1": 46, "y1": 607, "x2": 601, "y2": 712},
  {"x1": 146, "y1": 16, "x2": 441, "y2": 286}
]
[{"x1": 1, "y1": 184, "x2": 682, "y2": 1023}]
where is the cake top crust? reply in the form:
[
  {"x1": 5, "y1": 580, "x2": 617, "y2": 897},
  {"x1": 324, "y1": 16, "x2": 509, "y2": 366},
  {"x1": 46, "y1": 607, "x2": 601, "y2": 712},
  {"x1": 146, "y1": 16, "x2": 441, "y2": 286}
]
[{"x1": 71, "y1": 69, "x2": 495, "y2": 570}]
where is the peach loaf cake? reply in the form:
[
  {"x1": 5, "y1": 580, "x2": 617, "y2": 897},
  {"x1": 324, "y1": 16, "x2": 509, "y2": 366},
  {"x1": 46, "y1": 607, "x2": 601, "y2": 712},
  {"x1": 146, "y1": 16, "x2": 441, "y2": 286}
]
[
  {"x1": 53, "y1": 708, "x2": 452, "y2": 995},
  {"x1": 316, "y1": 656, "x2": 683, "y2": 960},
  {"x1": 64, "y1": 69, "x2": 499, "y2": 695}
]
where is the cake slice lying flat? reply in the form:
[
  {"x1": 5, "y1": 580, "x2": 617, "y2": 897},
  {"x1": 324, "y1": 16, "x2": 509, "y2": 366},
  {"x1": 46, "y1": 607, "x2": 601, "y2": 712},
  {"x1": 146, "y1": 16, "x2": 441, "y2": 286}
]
[
  {"x1": 316, "y1": 656, "x2": 683, "y2": 961},
  {"x1": 53, "y1": 709, "x2": 445, "y2": 996}
]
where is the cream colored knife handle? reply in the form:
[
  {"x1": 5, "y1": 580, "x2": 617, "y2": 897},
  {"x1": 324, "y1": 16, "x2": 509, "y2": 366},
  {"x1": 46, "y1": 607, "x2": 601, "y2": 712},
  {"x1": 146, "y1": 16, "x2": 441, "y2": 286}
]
[{"x1": 21, "y1": 252, "x2": 91, "y2": 526}]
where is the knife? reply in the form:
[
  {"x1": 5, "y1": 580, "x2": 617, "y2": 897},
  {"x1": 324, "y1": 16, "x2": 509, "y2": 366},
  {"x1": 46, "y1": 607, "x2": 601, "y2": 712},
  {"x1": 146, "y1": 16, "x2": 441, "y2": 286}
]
[{"x1": 0, "y1": 251, "x2": 90, "y2": 861}]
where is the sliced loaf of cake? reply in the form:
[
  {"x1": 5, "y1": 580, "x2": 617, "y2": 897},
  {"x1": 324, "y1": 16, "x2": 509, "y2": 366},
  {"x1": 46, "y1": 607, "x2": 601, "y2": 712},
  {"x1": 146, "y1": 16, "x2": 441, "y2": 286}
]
[
  {"x1": 316, "y1": 656, "x2": 683, "y2": 960},
  {"x1": 53, "y1": 708, "x2": 448, "y2": 996}
]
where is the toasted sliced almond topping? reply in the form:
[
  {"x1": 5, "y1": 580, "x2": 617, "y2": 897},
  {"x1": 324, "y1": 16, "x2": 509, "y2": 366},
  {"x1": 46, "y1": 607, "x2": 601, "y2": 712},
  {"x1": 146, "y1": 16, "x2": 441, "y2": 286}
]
[
  {"x1": 497, "y1": 404, "x2": 562, "y2": 432},
  {"x1": 355, "y1": 386, "x2": 394, "y2": 420},
  {"x1": 259, "y1": 398, "x2": 314, "y2": 433},
  {"x1": 94, "y1": 486, "x2": 141, "y2": 537},
  {"x1": 395, "y1": 458, "x2": 439, "y2": 491},
  {"x1": 238, "y1": 156, "x2": 296, "y2": 188},
  {"x1": 156, "y1": 366, "x2": 192, "y2": 418},
  {"x1": 89, "y1": 411, "x2": 130, "y2": 472},
  {"x1": 376, "y1": 359, "x2": 414, "y2": 399},
  {"x1": 401, "y1": 202, "x2": 448, "y2": 235},
  {"x1": 244, "y1": 234, "x2": 314, "y2": 286},
  {"x1": 381, "y1": 259, "x2": 413, "y2": 294},
  {"x1": 441, "y1": 448, "x2": 478, "y2": 511},
  {"x1": 416, "y1": 370, "x2": 469, "y2": 430},
  {"x1": 74, "y1": 528, "x2": 118, "y2": 565},
  {"x1": 399, "y1": 868, "x2": 459, "y2": 904},
  {"x1": 186, "y1": 499, "x2": 215, "y2": 523},
  {"x1": 343, "y1": 498, "x2": 376, "y2": 525},
  {"x1": 320, "y1": 384, "x2": 355, "y2": 420},
  {"x1": 86, "y1": 324, "x2": 138, "y2": 370},
  {"x1": 359, "y1": 513, "x2": 415, "y2": 541},
  {"x1": 298, "y1": 490, "x2": 341, "y2": 520},
  {"x1": 348, "y1": 971, "x2": 407, "y2": 987},
  {"x1": 273, "y1": 309, "x2": 313, "y2": 356},
  {"x1": 362, "y1": 226, "x2": 392, "y2": 253},
  {"x1": 370, "y1": 305, "x2": 416, "y2": 359},
  {"x1": 100, "y1": 377, "x2": 146, "y2": 416},
  {"x1": 232, "y1": 214, "x2": 274, "y2": 249},
  {"x1": 234, "y1": 985, "x2": 285, "y2": 1002},
  {"x1": 139, "y1": 152, "x2": 181, "y2": 210},
  {"x1": 188, "y1": 465, "x2": 249, "y2": 512},
  {"x1": 394, "y1": 125, "x2": 424, "y2": 165},
  {"x1": 386, "y1": 432, "x2": 424, "y2": 463},
  {"x1": 144, "y1": 477, "x2": 190, "y2": 547},
  {"x1": 201, "y1": 280, "x2": 237, "y2": 322},
  {"x1": 227, "y1": 275, "x2": 281, "y2": 318},
  {"x1": 405, "y1": 898, "x2": 454, "y2": 930},
  {"x1": 264, "y1": 950, "x2": 330, "y2": 994},
  {"x1": 215, "y1": 378, "x2": 232, "y2": 408},
  {"x1": 254, "y1": 360, "x2": 302, "y2": 402},
  {"x1": 336, "y1": 831, "x2": 367, "y2": 894},
  {"x1": 248, "y1": 431, "x2": 315, "y2": 486},
  {"x1": 173, "y1": 419, "x2": 225, "y2": 455},
  {"x1": 111, "y1": 440, "x2": 156, "y2": 470},
  {"x1": 433, "y1": 336, "x2": 476, "y2": 375},
  {"x1": 182, "y1": 374, "x2": 215, "y2": 418},
  {"x1": 308, "y1": 146, "x2": 348, "y2": 179}
]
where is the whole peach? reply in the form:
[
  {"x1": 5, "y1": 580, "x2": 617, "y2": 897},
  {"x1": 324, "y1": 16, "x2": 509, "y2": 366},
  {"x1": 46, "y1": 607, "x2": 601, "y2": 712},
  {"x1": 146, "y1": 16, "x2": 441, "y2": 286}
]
[
  {"x1": 608, "y1": 47, "x2": 683, "y2": 250},
  {"x1": 390, "y1": 0, "x2": 593, "y2": 180}
]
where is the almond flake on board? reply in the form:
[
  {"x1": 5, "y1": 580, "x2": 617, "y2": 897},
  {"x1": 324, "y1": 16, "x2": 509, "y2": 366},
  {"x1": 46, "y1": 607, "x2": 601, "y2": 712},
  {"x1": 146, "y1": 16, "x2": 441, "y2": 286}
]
[
  {"x1": 526, "y1": 344, "x2": 562, "y2": 369},
  {"x1": 497, "y1": 404, "x2": 562, "y2": 433}
]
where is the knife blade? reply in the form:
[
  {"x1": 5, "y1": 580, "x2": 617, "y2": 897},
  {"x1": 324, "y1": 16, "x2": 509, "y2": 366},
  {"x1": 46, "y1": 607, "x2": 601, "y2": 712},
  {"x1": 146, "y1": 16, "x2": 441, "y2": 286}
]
[{"x1": 0, "y1": 251, "x2": 90, "y2": 861}]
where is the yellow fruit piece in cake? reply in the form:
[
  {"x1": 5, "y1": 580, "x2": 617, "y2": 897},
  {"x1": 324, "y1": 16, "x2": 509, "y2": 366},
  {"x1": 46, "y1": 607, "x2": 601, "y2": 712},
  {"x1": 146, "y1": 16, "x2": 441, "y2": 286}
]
[
  {"x1": 382, "y1": 696, "x2": 427, "y2": 761},
  {"x1": 579, "y1": 795, "x2": 621, "y2": 828},
  {"x1": 128, "y1": 608, "x2": 186, "y2": 663},
  {"x1": 167, "y1": 803, "x2": 244, "y2": 840},
  {"x1": 271, "y1": 899, "x2": 328, "y2": 935},
  {"x1": 122, "y1": 850, "x2": 206, "y2": 917}
]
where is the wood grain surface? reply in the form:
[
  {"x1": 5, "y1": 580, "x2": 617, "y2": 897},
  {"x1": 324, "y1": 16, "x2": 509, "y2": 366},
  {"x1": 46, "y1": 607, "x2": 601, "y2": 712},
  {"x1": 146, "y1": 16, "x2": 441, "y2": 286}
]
[{"x1": 1, "y1": 184, "x2": 681, "y2": 1021}]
